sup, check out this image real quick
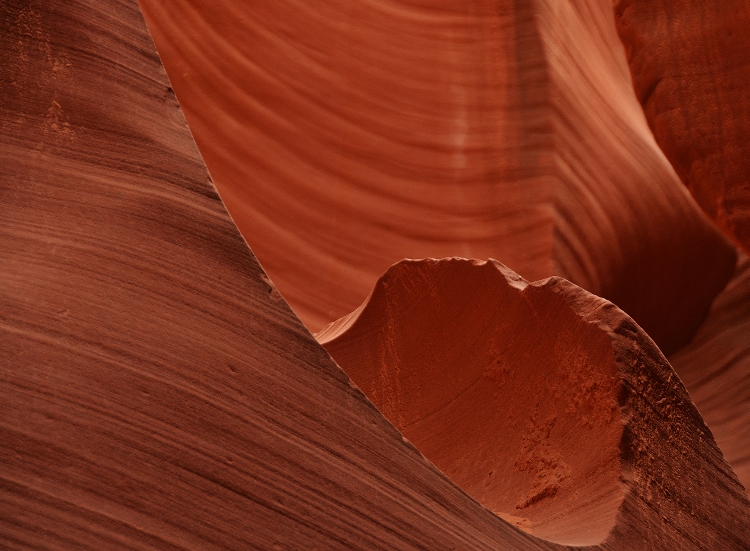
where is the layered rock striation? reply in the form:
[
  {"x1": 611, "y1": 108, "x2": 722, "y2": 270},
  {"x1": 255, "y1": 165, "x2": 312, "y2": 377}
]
[
  {"x1": 0, "y1": 2, "x2": 556, "y2": 548},
  {"x1": 2, "y1": 0, "x2": 750, "y2": 549},
  {"x1": 140, "y1": 0, "x2": 735, "y2": 354}
]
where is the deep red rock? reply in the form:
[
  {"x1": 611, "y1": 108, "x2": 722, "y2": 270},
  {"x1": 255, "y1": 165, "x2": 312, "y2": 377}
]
[
  {"x1": 614, "y1": 0, "x2": 750, "y2": 253},
  {"x1": 669, "y1": 252, "x2": 750, "y2": 491},
  {"x1": 319, "y1": 258, "x2": 750, "y2": 548},
  {"x1": 3, "y1": 0, "x2": 750, "y2": 549}
]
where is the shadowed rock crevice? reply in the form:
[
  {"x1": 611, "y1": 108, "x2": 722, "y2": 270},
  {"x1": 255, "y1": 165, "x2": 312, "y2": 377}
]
[{"x1": 614, "y1": 0, "x2": 750, "y2": 255}]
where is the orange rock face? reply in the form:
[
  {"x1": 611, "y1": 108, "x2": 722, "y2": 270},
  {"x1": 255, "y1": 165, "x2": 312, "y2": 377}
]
[
  {"x1": 139, "y1": 0, "x2": 735, "y2": 354},
  {"x1": 0, "y1": 2, "x2": 560, "y2": 548},
  {"x1": 319, "y1": 258, "x2": 750, "y2": 547},
  {"x1": 614, "y1": 0, "x2": 750, "y2": 253},
  {"x1": 3, "y1": 0, "x2": 750, "y2": 549}
]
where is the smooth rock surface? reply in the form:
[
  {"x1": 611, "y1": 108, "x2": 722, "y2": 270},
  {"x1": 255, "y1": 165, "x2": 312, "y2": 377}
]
[
  {"x1": 0, "y1": 2, "x2": 558, "y2": 549},
  {"x1": 615, "y1": 0, "x2": 750, "y2": 253},
  {"x1": 3, "y1": 1, "x2": 750, "y2": 550},
  {"x1": 139, "y1": 0, "x2": 736, "y2": 354},
  {"x1": 319, "y1": 258, "x2": 750, "y2": 548}
]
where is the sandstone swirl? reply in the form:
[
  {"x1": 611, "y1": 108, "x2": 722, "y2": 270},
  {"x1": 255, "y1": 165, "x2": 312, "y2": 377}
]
[
  {"x1": 2, "y1": 0, "x2": 750, "y2": 549},
  {"x1": 0, "y1": 2, "x2": 556, "y2": 548},
  {"x1": 140, "y1": 0, "x2": 735, "y2": 354},
  {"x1": 318, "y1": 258, "x2": 750, "y2": 548}
]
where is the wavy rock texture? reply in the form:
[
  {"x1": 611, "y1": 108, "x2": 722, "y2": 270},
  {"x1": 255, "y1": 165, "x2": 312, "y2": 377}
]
[
  {"x1": 318, "y1": 258, "x2": 750, "y2": 548},
  {"x1": 3, "y1": 0, "x2": 750, "y2": 550},
  {"x1": 669, "y1": 253, "x2": 750, "y2": 491},
  {"x1": 138, "y1": 0, "x2": 736, "y2": 354},
  {"x1": 0, "y1": 2, "x2": 564, "y2": 549},
  {"x1": 614, "y1": 0, "x2": 750, "y2": 254}
]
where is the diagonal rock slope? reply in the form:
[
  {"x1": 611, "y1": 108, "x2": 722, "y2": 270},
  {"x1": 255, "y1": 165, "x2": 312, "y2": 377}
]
[
  {"x1": 318, "y1": 258, "x2": 750, "y2": 548},
  {"x1": 139, "y1": 0, "x2": 735, "y2": 354},
  {"x1": 0, "y1": 2, "x2": 563, "y2": 549},
  {"x1": 3, "y1": 1, "x2": 749, "y2": 549}
]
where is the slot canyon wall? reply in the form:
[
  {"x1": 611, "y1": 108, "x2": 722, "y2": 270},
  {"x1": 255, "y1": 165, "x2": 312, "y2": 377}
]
[
  {"x1": 1, "y1": 0, "x2": 750, "y2": 549},
  {"x1": 615, "y1": 0, "x2": 750, "y2": 254},
  {"x1": 139, "y1": 0, "x2": 736, "y2": 355}
]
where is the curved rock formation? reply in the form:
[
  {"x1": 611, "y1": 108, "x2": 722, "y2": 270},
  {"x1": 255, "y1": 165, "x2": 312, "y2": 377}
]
[
  {"x1": 614, "y1": 0, "x2": 750, "y2": 253},
  {"x1": 669, "y1": 252, "x2": 750, "y2": 490},
  {"x1": 318, "y1": 258, "x2": 750, "y2": 548},
  {"x1": 4, "y1": 0, "x2": 750, "y2": 549},
  {"x1": 139, "y1": 0, "x2": 735, "y2": 354},
  {"x1": 0, "y1": 2, "x2": 557, "y2": 549}
]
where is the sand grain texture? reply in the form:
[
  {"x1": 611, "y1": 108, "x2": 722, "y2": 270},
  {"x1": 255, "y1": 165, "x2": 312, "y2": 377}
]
[
  {"x1": 319, "y1": 258, "x2": 750, "y2": 548},
  {"x1": 669, "y1": 253, "x2": 750, "y2": 492}
]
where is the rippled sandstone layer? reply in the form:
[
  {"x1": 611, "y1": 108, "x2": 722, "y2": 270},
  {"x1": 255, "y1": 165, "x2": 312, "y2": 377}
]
[
  {"x1": 3, "y1": 0, "x2": 750, "y2": 549},
  {"x1": 139, "y1": 0, "x2": 735, "y2": 354},
  {"x1": 0, "y1": 2, "x2": 563, "y2": 548}
]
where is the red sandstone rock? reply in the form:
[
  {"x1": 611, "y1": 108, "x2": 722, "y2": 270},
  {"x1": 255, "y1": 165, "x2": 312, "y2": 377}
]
[
  {"x1": 319, "y1": 258, "x2": 750, "y2": 548},
  {"x1": 0, "y1": 2, "x2": 556, "y2": 549},
  {"x1": 614, "y1": 0, "x2": 750, "y2": 254},
  {"x1": 3, "y1": 0, "x2": 750, "y2": 549},
  {"x1": 669, "y1": 252, "x2": 750, "y2": 491},
  {"x1": 139, "y1": 0, "x2": 735, "y2": 354}
]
